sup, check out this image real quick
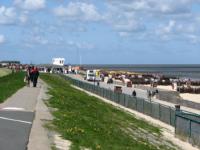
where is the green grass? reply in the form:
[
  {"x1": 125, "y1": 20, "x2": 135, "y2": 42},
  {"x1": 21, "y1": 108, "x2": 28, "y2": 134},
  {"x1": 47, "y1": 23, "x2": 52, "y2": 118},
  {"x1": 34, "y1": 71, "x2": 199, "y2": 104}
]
[
  {"x1": 0, "y1": 68, "x2": 12, "y2": 77},
  {"x1": 0, "y1": 72, "x2": 25, "y2": 103},
  {"x1": 41, "y1": 74, "x2": 178, "y2": 150}
]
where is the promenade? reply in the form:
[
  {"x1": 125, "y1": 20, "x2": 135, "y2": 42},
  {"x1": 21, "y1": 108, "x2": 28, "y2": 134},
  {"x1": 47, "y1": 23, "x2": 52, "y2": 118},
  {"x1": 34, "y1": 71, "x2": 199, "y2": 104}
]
[{"x1": 0, "y1": 80, "x2": 51, "y2": 150}]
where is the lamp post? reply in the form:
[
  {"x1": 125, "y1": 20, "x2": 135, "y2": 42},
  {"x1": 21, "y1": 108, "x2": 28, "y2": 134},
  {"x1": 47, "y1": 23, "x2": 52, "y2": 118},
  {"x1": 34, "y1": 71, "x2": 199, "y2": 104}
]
[{"x1": 93, "y1": 73, "x2": 96, "y2": 91}]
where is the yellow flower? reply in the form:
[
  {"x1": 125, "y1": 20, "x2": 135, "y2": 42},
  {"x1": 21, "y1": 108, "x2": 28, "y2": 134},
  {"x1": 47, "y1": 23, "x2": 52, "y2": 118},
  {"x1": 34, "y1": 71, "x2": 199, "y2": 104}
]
[{"x1": 96, "y1": 144, "x2": 101, "y2": 149}]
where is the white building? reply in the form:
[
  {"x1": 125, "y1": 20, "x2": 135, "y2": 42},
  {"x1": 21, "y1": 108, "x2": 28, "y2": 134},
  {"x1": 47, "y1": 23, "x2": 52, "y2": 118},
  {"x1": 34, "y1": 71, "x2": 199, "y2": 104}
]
[{"x1": 52, "y1": 58, "x2": 65, "y2": 66}]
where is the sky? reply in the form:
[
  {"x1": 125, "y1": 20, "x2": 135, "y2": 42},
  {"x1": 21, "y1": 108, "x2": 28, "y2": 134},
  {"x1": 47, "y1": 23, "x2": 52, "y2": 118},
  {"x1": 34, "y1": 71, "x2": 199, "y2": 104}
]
[{"x1": 0, "y1": 0, "x2": 200, "y2": 64}]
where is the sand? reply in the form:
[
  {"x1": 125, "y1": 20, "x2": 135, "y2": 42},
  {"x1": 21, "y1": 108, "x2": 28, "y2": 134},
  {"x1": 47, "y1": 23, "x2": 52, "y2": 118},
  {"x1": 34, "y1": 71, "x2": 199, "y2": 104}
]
[
  {"x1": 157, "y1": 85, "x2": 175, "y2": 91},
  {"x1": 157, "y1": 85, "x2": 200, "y2": 105},
  {"x1": 144, "y1": 84, "x2": 200, "y2": 105},
  {"x1": 143, "y1": 85, "x2": 175, "y2": 91},
  {"x1": 180, "y1": 93, "x2": 200, "y2": 104},
  {"x1": 146, "y1": 85, "x2": 200, "y2": 105}
]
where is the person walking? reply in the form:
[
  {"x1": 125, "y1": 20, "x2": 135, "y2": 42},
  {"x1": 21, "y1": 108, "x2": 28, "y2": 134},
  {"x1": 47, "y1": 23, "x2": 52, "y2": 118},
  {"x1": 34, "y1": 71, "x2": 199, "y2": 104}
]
[
  {"x1": 32, "y1": 66, "x2": 39, "y2": 87},
  {"x1": 132, "y1": 90, "x2": 136, "y2": 97},
  {"x1": 148, "y1": 90, "x2": 152, "y2": 101},
  {"x1": 25, "y1": 66, "x2": 31, "y2": 86},
  {"x1": 30, "y1": 66, "x2": 34, "y2": 83}
]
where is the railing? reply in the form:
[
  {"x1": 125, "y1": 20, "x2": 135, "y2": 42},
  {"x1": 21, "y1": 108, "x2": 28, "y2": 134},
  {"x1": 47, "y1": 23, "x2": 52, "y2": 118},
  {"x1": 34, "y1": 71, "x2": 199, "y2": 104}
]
[
  {"x1": 62, "y1": 75, "x2": 176, "y2": 127},
  {"x1": 175, "y1": 111, "x2": 200, "y2": 148}
]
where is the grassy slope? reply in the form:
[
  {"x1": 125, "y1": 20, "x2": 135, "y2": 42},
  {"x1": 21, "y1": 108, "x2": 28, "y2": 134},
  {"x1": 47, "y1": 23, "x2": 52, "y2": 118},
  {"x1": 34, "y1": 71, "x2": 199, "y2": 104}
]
[
  {"x1": 0, "y1": 72, "x2": 25, "y2": 103},
  {"x1": 0, "y1": 68, "x2": 12, "y2": 77},
  {"x1": 41, "y1": 74, "x2": 177, "y2": 150}
]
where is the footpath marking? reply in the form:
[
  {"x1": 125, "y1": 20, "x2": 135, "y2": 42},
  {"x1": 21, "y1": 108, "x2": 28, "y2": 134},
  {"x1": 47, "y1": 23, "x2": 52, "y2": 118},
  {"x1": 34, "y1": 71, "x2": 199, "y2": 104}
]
[
  {"x1": 1, "y1": 107, "x2": 25, "y2": 111},
  {"x1": 0, "y1": 116, "x2": 32, "y2": 125}
]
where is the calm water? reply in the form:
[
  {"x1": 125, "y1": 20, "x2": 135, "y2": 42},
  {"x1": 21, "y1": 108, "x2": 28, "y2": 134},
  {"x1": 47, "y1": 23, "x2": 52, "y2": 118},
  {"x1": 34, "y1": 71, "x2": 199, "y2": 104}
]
[{"x1": 82, "y1": 64, "x2": 200, "y2": 79}]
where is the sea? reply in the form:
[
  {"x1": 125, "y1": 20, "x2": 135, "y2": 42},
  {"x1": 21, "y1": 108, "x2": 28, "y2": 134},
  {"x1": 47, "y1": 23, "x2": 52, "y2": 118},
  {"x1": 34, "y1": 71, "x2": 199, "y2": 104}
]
[{"x1": 81, "y1": 64, "x2": 200, "y2": 80}]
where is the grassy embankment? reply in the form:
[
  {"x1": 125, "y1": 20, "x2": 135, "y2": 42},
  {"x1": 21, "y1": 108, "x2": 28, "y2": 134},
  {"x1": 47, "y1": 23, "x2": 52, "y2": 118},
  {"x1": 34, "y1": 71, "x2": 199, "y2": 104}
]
[
  {"x1": 0, "y1": 72, "x2": 25, "y2": 103},
  {"x1": 0, "y1": 68, "x2": 12, "y2": 77},
  {"x1": 41, "y1": 74, "x2": 178, "y2": 150}
]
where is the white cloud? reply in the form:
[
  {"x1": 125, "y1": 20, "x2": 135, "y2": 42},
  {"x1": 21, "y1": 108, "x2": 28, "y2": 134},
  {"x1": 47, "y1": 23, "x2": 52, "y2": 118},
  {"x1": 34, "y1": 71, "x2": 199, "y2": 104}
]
[
  {"x1": 34, "y1": 36, "x2": 48, "y2": 45},
  {"x1": 147, "y1": 0, "x2": 191, "y2": 14},
  {"x1": 156, "y1": 20, "x2": 176, "y2": 36},
  {"x1": 0, "y1": 5, "x2": 30, "y2": 25},
  {"x1": 67, "y1": 41, "x2": 95, "y2": 49},
  {"x1": 177, "y1": 25, "x2": 196, "y2": 35},
  {"x1": 104, "y1": 4, "x2": 145, "y2": 35},
  {"x1": 0, "y1": 34, "x2": 5, "y2": 44},
  {"x1": 54, "y1": 2, "x2": 102, "y2": 21},
  {"x1": 113, "y1": 19, "x2": 144, "y2": 32},
  {"x1": 184, "y1": 34, "x2": 200, "y2": 43},
  {"x1": 104, "y1": 0, "x2": 200, "y2": 41},
  {"x1": 14, "y1": 0, "x2": 46, "y2": 10},
  {"x1": 19, "y1": 11, "x2": 29, "y2": 24},
  {"x1": 155, "y1": 19, "x2": 200, "y2": 40},
  {"x1": 119, "y1": 32, "x2": 130, "y2": 37},
  {"x1": 0, "y1": 6, "x2": 16, "y2": 25},
  {"x1": 106, "y1": 0, "x2": 193, "y2": 14},
  {"x1": 24, "y1": 34, "x2": 48, "y2": 45}
]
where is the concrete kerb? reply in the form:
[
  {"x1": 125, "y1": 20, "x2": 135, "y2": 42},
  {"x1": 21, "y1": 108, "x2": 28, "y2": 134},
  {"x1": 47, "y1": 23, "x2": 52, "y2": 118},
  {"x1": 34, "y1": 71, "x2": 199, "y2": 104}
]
[
  {"x1": 28, "y1": 80, "x2": 53, "y2": 150},
  {"x1": 28, "y1": 80, "x2": 72, "y2": 150}
]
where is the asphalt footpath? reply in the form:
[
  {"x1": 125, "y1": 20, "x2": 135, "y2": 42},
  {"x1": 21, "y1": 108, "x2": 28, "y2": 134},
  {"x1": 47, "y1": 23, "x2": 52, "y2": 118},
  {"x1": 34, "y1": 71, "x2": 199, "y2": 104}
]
[
  {"x1": 0, "y1": 81, "x2": 41, "y2": 150},
  {"x1": 0, "y1": 111, "x2": 34, "y2": 150}
]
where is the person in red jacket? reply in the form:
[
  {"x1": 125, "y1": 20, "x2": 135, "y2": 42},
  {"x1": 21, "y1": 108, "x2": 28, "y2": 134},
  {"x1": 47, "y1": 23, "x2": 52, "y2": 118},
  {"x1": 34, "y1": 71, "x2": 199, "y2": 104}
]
[{"x1": 32, "y1": 66, "x2": 39, "y2": 87}]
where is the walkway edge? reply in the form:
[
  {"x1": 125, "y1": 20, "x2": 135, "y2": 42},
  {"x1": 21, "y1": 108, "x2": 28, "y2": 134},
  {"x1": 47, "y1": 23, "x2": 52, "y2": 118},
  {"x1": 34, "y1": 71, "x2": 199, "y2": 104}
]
[{"x1": 27, "y1": 80, "x2": 53, "y2": 150}]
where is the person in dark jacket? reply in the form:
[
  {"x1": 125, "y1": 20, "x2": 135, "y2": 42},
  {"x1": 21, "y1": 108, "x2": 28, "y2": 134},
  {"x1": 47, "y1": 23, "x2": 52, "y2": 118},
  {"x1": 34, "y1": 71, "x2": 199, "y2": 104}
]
[
  {"x1": 132, "y1": 90, "x2": 136, "y2": 97},
  {"x1": 32, "y1": 66, "x2": 39, "y2": 87},
  {"x1": 30, "y1": 66, "x2": 34, "y2": 82}
]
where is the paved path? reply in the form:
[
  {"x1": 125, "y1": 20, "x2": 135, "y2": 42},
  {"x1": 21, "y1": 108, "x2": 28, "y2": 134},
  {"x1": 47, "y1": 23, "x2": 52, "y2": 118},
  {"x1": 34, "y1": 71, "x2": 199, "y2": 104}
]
[
  {"x1": 0, "y1": 85, "x2": 40, "y2": 111},
  {"x1": 27, "y1": 81, "x2": 52, "y2": 150},
  {"x1": 0, "y1": 111, "x2": 34, "y2": 150},
  {"x1": 0, "y1": 80, "x2": 51, "y2": 150}
]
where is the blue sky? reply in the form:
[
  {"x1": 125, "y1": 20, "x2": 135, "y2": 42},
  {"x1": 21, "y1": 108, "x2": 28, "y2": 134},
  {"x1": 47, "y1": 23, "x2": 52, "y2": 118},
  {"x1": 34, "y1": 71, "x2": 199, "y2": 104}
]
[{"x1": 0, "y1": 0, "x2": 200, "y2": 64}]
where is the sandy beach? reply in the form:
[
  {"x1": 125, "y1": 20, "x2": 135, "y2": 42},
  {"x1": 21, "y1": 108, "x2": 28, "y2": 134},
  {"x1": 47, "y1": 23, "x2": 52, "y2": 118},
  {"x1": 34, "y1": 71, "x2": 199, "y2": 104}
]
[
  {"x1": 144, "y1": 84, "x2": 200, "y2": 104},
  {"x1": 180, "y1": 93, "x2": 200, "y2": 104},
  {"x1": 157, "y1": 85, "x2": 200, "y2": 104}
]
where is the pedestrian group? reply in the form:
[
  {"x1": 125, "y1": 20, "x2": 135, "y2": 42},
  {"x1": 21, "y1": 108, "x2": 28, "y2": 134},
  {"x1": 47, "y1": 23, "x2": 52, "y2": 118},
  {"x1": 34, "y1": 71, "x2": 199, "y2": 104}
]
[{"x1": 25, "y1": 66, "x2": 39, "y2": 87}]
